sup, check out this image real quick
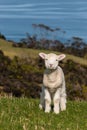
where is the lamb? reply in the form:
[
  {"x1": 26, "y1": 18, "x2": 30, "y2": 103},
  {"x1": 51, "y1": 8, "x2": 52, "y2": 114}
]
[{"x1": 39, "y1": 52, "x2": 67, "y2": 114}]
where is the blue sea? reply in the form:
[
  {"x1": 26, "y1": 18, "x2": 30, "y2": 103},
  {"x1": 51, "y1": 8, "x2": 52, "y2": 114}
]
[{"x1": 0, "y1": 0, "x2": 87, "y2": 42}]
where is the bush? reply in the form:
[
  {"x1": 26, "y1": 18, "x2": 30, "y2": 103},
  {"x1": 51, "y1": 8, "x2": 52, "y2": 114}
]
[
  {"x1": 0, "y1": 33, "x2": 6, "y2": 40},
  {"x1": 0, "y1": 50, "x2": 87, "y2": 100},
  {"x1": 82, "y1": 86, "x2": 87, "y2": 100}
]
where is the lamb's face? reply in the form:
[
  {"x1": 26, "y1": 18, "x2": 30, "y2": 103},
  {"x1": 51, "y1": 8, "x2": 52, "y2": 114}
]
[
  {"x1": 39, "y1": 53, "x2": 66, "y2": 70},
  {"x1": 44, "y1": 54, "x2": 59, "y2": 69}
]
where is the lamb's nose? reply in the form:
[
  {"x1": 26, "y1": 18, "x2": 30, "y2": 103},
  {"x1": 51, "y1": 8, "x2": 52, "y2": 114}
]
[{"x1": 49, "y1": 64, "x2": 53, "y2": 67}]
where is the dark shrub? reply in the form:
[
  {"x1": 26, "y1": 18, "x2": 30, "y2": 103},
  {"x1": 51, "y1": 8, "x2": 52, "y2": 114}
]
[
  {"x1": 0, "y1": 49, "x2": 87, "y2": 100},
  {"x1": 0, "y1": 33, "x2": 6, "y2": 40}
]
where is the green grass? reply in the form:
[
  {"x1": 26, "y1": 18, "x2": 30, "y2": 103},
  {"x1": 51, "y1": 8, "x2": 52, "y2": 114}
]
[
  {"x1": 0, "y1": 39, "x2": 87, "y2": 66},
  {"x1": 0, "y1": 98, "x2": 87, "y2": 130}
]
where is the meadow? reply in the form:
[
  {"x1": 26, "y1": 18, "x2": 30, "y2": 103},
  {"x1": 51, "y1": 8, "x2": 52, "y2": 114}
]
[{"x1": 0, "y1": 98, "x2": 87, "y2": 130}]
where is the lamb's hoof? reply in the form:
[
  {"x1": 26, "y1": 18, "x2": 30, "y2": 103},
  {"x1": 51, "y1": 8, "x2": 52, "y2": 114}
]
[
  {"x1": 61, "y1": 109, "x2": 66, "y2": 111},
  {"x1": 45, "y1": 108, "x2": 51, "y2": 113},
  {"x1": 61, "y1": 106, "x2": 66, "y2": 111},
  {"x1": 54, "y1": 109, "x2": 60, "y2": 114},
  {"x1": 45, "y1": 110, "x2": 50, "y2": 113},
  {"x1": 39, "y1": 104, "x2": 43, "y2": 110},
  {"x1": 54, "y1": 111, "x2": 59, "y2": 114}
]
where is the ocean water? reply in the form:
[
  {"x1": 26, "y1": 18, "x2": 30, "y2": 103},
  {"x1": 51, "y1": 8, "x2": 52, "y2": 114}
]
[{"x1": 0, "y1": 0, "x2": 87, "y2": 42}]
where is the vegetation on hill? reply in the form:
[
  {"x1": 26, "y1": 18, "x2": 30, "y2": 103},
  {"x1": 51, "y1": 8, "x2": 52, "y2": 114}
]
[
  {"x1": 0, "y1": 38, "x2": 87, "y2": 100},
  {"x1": 11, "y1": 24, "x2": 87, "y2": 58}
]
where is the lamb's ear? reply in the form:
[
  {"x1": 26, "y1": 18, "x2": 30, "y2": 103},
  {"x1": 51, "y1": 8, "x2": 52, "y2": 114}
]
[
  {"x1": 57, "y1": 54, "x2": 66, "y2": 61},
  {"x1": 39, "y1": 53, "x2": 47, "y2": 59}
]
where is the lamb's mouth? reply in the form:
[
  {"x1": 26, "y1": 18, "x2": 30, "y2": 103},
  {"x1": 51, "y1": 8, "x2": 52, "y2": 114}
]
[{"x1": 48, "y1": 66, "x2": 58, "y2": 71}]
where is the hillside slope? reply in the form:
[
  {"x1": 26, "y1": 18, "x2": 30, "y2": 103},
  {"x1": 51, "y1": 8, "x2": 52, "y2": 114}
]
[{"x1": 0, "y1": 39, "x2": 87, "y2": 66}]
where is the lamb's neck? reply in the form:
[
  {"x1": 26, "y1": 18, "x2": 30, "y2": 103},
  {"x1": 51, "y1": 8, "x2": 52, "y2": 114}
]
[{"x1": 46, "y1": 68, "x2": 58, "y2": 82}]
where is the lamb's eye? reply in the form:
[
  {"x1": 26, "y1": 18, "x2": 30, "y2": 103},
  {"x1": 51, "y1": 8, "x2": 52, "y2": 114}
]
[
  {"x1": 56, "y1": 59, "x2": 58, "y2": 61},
  {"x1": 45, "y1": 59, "x2": 48, "y2": 60}
]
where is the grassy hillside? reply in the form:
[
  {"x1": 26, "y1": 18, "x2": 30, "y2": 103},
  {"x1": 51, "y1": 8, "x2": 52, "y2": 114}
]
[
  {"x1": 0, "y1": 98, "x2": 87, "y2": 130},
  {"x1": 0, "y1": 39, "x2": 87, "y2": 130},
  {"x1": 0, "y1": 39, "x2": 87, "y2": 66}
]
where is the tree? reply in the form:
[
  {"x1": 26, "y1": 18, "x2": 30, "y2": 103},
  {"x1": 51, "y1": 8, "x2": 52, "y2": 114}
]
[{"x1": 0, "y1": 33, "x2": 6, "y2": 40}]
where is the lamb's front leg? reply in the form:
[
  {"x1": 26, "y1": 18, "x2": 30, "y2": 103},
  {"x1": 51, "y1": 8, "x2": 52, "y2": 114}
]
[
  {"x1": 60, "y1": 95, "x2": 66, "y2": 111},
  {"x1": 53, "y1": 88, "x2": 60, "y2": 114},
  {"x1": 44, "y1": 88, "x2": 51, "y2": 113}
]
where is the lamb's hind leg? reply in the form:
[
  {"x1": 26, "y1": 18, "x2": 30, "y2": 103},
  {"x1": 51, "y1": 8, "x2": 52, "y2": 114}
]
[
  {"x1": 39, "y1": 87, "x2": 45, "y2": 110},
  {"x1": 60, "y1": 94, "x2": 66, "y2": 111},
  {"x1": 60, "y1": 80, "x2": 67, "y2": 111}
]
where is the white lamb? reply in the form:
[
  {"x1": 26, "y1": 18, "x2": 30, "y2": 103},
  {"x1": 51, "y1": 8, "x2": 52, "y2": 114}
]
[{"x1": 39, "y1": 52, "x2": 66, "y2": 114}]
